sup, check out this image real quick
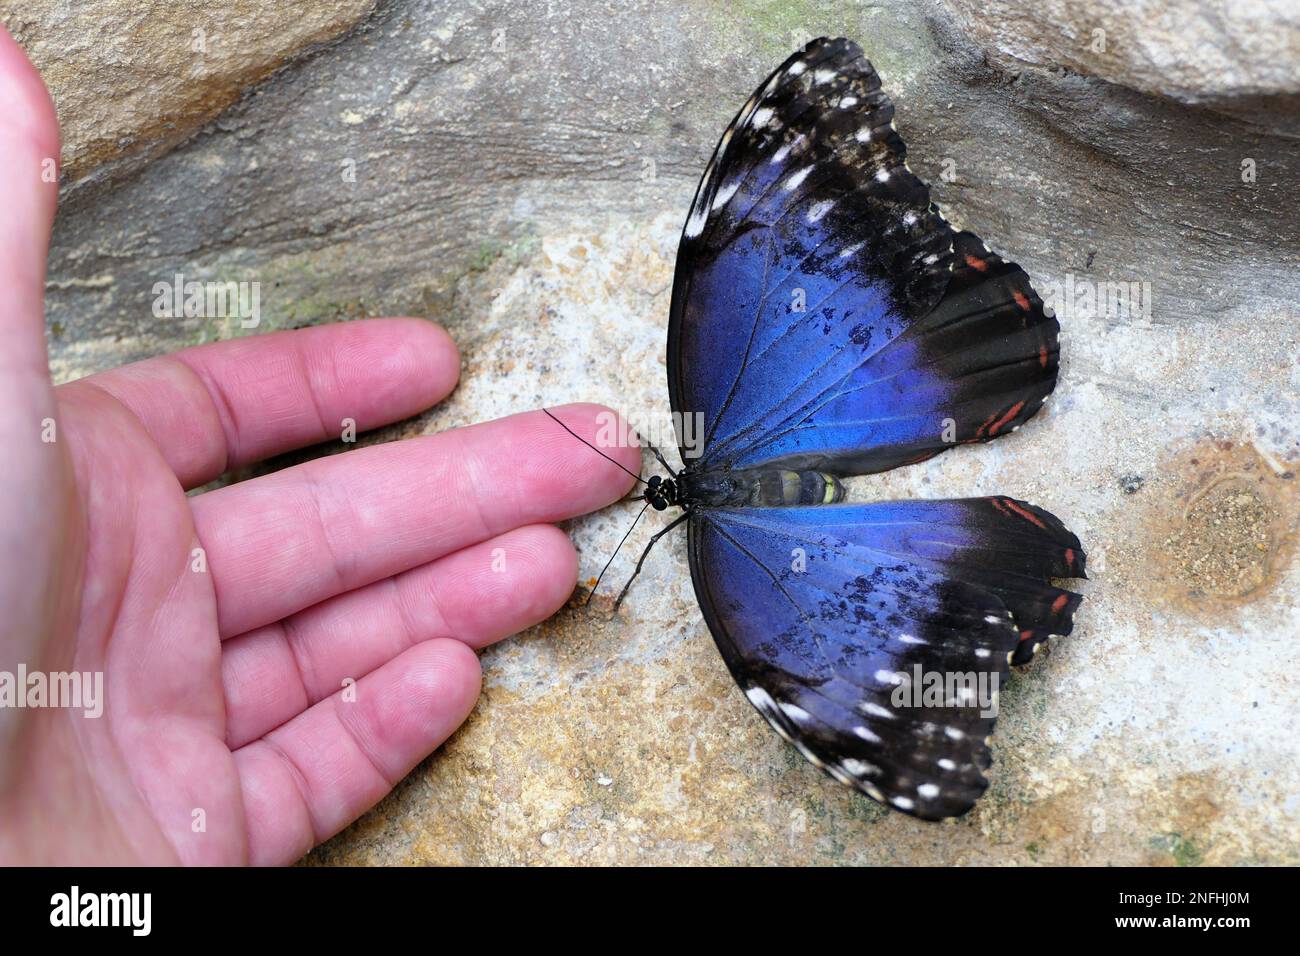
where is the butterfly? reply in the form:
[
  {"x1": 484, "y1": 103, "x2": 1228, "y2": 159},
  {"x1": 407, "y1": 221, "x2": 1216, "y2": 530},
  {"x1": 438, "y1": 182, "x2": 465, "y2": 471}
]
[{"x1": 570, "y1": 37, "x2": 1086, "y2": 821}]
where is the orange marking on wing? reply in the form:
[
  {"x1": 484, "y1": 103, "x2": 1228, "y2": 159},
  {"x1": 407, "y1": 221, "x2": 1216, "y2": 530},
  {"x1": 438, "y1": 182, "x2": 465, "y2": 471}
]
[
  {"x1": 964, "y1": 254, "x2": 989, "y2": 272},
  {"x1": 1019, "y1": 630, "x2": 1034, "y2": 642},
  {"x1": 1038, "y1": 344, "x2": 1049, "y2": 368},
  {"x1": 1003, "y1": 499, "x2": 1047, "y2": 529},
  {"x1": 1051, "y1": 594, "x2": 1069, "y2": 614},
  {"x1": 990, "y1": 498, "x2": 1011, "y2": 516},
  {"x1": 1013, "y1": 290, "x2": 1030, "y2": 310},
  {"x1": 1064, "y1": 548, "x2": 1075, "y2": 569},
  {"x1": 987, "y1": 400, "x2": 1025, "y2": 436}
]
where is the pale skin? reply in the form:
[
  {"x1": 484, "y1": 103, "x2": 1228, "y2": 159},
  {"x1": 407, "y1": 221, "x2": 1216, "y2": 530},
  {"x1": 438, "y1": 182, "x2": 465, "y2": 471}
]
[{"x1": 0, "y1": 26, "x2": 638, "y2": 864}]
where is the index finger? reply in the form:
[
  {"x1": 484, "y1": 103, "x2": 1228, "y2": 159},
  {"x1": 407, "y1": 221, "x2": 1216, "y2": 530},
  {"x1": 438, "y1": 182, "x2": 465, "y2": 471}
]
[{"x1": 192, "y1": 403, "x2": 642, "y2": 638}]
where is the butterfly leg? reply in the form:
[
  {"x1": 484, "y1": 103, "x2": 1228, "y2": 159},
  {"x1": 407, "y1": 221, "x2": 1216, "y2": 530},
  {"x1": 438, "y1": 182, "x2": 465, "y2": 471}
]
[{"x1": 612, "y1": 511, "x2": 691, "y2": 611}]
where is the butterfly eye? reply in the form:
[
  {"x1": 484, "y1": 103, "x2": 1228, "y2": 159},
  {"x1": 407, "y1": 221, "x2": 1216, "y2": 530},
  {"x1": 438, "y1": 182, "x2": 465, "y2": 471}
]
[
  {"x1": 647, "y1": 475, "x2": 662, "y2": 489},
  {"x1": 651, "y1": 498, "x2": 668, "y2": 512}
]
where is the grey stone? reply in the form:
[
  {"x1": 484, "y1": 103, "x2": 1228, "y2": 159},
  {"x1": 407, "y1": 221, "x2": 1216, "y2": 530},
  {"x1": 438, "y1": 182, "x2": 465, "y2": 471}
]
[{"x1": 941, "y1": 0, "x2": 1300, "y2": 133}]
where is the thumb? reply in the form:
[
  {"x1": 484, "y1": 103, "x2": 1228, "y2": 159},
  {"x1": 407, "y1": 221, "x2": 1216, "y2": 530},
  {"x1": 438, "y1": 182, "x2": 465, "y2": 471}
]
[
  {"x1": 0, "y1": 22, "x2": 60, "y2": 377},
  {"x1": 0, "y1": 22, "x2": 68, "y2": 785}
]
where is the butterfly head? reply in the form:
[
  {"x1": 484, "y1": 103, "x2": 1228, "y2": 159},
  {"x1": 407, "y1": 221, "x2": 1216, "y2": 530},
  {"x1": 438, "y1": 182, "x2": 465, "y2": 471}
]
[{"x1": 643, "y1": 474, "x2": 680, "y2": 512}]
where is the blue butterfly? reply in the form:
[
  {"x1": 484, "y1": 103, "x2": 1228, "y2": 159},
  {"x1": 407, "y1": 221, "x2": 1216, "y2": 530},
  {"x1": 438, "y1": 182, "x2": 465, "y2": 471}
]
[{"x1": 602, "y1": 37, "x2": 1085, "y2": 820}]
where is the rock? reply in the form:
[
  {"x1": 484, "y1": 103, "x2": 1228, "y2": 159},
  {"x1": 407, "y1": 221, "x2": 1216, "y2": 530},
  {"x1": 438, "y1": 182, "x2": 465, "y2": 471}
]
[
  {"x1": 939, "y1": 0, "x2": 1300, "y2": 134},
  {"x1": 19, "y1": 0, "x2": 1300, "y2": 864},
  {"x1": 0, "y1": 0, "x2": 376, "y2": 186}
]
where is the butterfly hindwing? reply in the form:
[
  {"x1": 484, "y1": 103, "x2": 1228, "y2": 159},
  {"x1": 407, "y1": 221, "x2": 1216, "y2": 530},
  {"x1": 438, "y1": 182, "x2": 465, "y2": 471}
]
[
  {"x1": 688, "y1": 499, "x2": 1085, "y2": 819},
  {"x1": 669, "y1": 37, "x2": 1059, "y2": 476}
]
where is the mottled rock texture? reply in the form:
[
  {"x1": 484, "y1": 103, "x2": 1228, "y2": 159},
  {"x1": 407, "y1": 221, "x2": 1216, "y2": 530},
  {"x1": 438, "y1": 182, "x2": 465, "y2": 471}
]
[
  {"x1": 16, "y1": 0, "x2": 1300, "y2": 864},
  {"x1": 0, "y1": 0, "x2": 376, "y2": 185},
  {"x1": 943, "y1": 0, "x2": 1300, "y2": 134}
]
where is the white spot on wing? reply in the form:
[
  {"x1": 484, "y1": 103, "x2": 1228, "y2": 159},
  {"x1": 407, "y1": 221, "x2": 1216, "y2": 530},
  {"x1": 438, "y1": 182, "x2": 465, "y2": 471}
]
[
  {"x1": 711, "y1": 178, "x2": 740, "y2": 212},
  {"x1": 891, "y1": 796, "x2": 915, "y2": 811},
  {"x1": 783, "y1": 167, "x2": 812, "y2": 191},
  {"x1": 859, "y1": 701, "x2": 894, "y2": 719},
  {"x1": 778, "y1": 701, "x2": 810, "y2": 722},
  {"x1": 746, "y1": 686, "x2": 776, "y2": 711},
  {"x1": 841, "y1": 758, "x2": 879, "y2": 778},
  {"x1": 853, "y1": 725, "x2": 882, "y2": 743},
  {"x1": 684, "y1": 206, "x2": 707, "y2": 239},
  {"x1": 770, "y1": 133, "x2": 805, "y2": 165},
  {"x1": 806, "y1": 200, "x2": 833, "y2": 223},
  {"x1": 937, "y1": 758, "x2": 957, "y2": 771},
  {"x1": 917, "y1": 783, "x2": 940, "y2": 799}
]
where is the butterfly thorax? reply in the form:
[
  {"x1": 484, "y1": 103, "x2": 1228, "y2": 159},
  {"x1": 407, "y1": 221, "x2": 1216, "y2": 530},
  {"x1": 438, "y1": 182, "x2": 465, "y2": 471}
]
[{"x1": 675, "y1": 468, "x2": 847, "y2": 509}]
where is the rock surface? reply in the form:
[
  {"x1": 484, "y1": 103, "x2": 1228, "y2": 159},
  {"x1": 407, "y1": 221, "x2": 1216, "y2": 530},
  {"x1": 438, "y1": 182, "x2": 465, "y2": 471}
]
[
  {"x1": 941, "y1": 0, "x2": 1300, "y2": 135},
  {"x1": 0, "y1": 0, "x2": 376, "y2": 186},
  {"x1": 943, "y1": 0, "x2": 1300, "y2": 100},
  {"x1": 21, "y1": 0, "x2": 1300, "y2": 864}
]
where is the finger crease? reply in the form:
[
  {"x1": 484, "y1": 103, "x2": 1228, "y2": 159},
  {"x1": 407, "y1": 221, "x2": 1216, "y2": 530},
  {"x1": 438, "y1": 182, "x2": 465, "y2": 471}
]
[
  {"x1": 172, "y1": 354, "x2": 239, "y2": 475},
  {"x1": 332, "y1": 695, "x2": 398, "y2": 790},
  {"x1": 293, "y1": 342, "x2": 334, "y2": 442},
  {"x1": 257, "y1": 734, "x2": 322, "y2": 846},
  {"x1": 302, "y1": 471, "x2": 352, "y2": 596},
  {"x1": 277, "y1": 617, "x2": 320, "y2": 704}
]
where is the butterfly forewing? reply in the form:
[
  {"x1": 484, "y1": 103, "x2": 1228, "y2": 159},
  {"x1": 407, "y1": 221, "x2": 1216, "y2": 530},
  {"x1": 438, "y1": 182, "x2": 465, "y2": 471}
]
[{"x1": 669, "y1": 37, "x2": 1060, "y2": 477}]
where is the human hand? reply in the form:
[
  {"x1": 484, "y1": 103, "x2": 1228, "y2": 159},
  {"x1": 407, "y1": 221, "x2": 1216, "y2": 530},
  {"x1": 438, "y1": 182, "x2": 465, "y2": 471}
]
[{"x1": 0, "y1": 26, "x2": 638, "y2": 865}]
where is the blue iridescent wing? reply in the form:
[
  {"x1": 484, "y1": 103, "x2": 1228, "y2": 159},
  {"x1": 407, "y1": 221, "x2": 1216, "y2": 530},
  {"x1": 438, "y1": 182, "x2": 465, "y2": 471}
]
[
  {"x1": 668, "y1": 37, "x2": 1059, "y2": 473},
  {"x1": 689, "y1": 498, "x2": 1085, "y2": 819}
]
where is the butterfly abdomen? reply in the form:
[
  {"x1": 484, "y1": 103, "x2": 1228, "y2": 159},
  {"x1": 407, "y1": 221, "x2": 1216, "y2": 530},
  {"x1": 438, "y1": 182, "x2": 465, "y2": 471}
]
[{"x1": 683, "y1": 469, "x2": 846, "y2": 508}]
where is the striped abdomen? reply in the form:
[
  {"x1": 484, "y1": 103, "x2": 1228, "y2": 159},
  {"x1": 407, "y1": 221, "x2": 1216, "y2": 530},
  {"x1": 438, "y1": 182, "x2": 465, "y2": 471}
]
[{"x1": 682, "y1": 468, "x2": 847, "y2": 508}]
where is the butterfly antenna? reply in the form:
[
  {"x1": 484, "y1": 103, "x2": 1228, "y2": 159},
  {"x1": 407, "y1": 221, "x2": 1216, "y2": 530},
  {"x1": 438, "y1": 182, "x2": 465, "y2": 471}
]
[
  {"x1": 643, "y1": 437, "x2": 680, "y2": 478},
  {"x1": 585, "y1": 499, "x2": 652, "y2": 606},
  {"x1": 542, "y1": 408, "x2": 648, "y2": 487}
]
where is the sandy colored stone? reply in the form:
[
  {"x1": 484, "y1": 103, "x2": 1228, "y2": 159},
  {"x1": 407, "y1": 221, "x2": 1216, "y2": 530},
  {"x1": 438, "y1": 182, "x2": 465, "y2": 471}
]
[{"x1": 0, "y1": 0, "x2": 376, "y2": 185}]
